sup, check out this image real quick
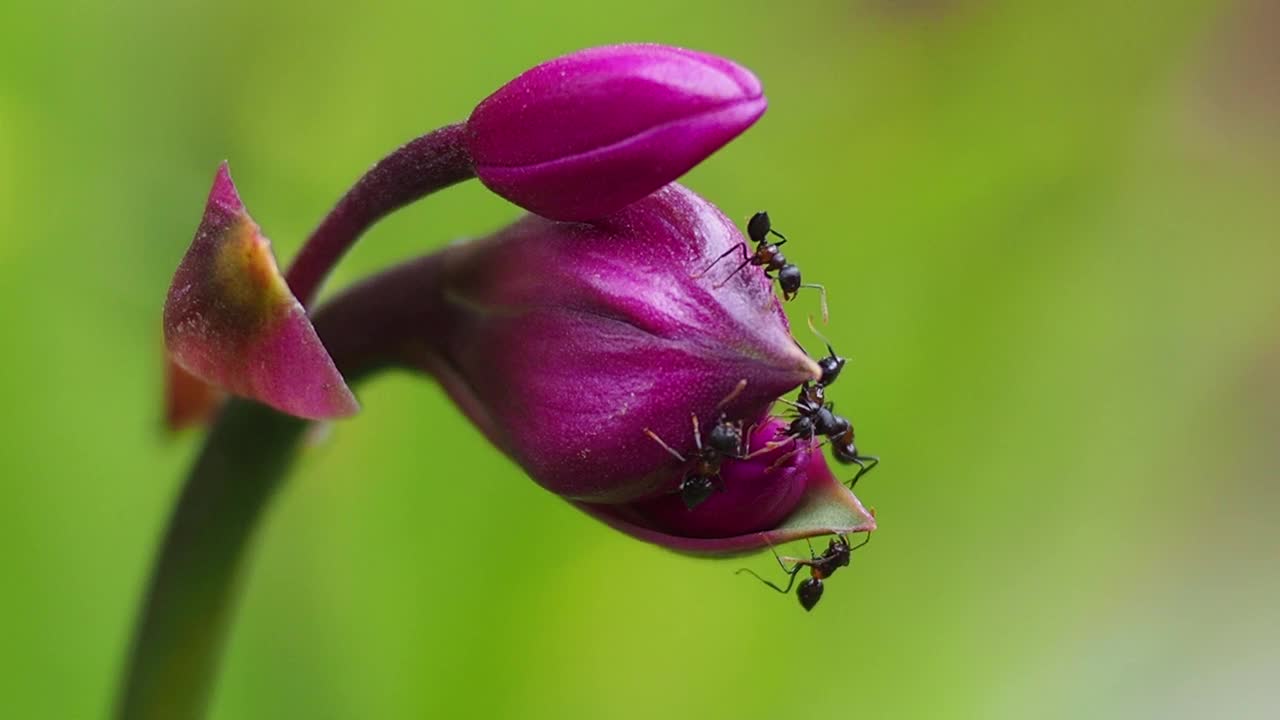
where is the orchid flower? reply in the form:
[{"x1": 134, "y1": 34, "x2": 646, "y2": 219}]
[{"x1": 123, "y1": 44, "x2": 877, "y2": 720}]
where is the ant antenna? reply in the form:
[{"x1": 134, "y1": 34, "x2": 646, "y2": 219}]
[
  {"x1": 801, "y1": 283, "x2": 830, "y2": 324},
  {"x1": 805, "y1": 315, "x2": 841, "y2": 359}
]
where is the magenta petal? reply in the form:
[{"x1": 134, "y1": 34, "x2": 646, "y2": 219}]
[
  {"x1": 467, "y1": 44, "x2": 767, "y2": 221},
  {"x1": 574, "y1": 437, "x2": 878, "y2": 557},
  {"x1": 425, "y1": 184, "x2": 819, "y2": 502},
  {"x1": 163, "y1": 163, "x2": 359, "y2": 420}
]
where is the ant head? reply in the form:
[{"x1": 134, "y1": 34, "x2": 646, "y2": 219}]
[
  {"x1": 818, "y1": 347, "x2": 846, "y2": 387},
  {"x1": 787, "y1": 413, "x2": 815, "y2": 439},
  {"x1": 706, "y1": 417, "x2": 742, "y2": 456},
  {"x1": 797, "y1": 577, "x2": 824, "y2": 611},
  {"x1": 747, "y1": 211, "x2": 771, "y2": 244},
  {"x1": 679, "y1": 475, "x2": 717, "y2": 510},
  {"x1": 777, "y1": 264, "x2": 802, "y2": 298}
]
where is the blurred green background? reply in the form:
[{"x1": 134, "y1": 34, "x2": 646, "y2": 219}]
[{"x1": 2, "y1": 0, "x2": 1278, "y2": 717}]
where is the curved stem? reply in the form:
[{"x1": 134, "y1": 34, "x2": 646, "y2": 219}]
[
  {"x1": 116, "y1": 400, "x2": 307, "y2": 720},
  {"x1": 284, "y1": 123, "x2": 474, "y2": 307},
  {"x1": 119, "y1": 255, "x2": 451, "y2": 719}
]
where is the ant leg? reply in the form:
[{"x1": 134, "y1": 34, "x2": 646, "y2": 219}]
[
  {"x1": 805, "y1": 537, "x2": 818, "y2": 559},
  {"x1": 736, "y1": 542, "x2": 802, "y2": 594},
  {"x1": 851, "y1": 531, "x2": 873, "y2": 552},
  {"x1": 735, "y1": 565, "x2": 802, "y2": 595},
  {"x1": 770, "y1": 228, "x2": 788, "y2": 242},
  {"x1": 846, "y1": 456, "x2": 880, "y2": 488},
  {"x1": 692, "y1": 243, "x2": 749, "y2": 279},
  {"x1": 715, "y1": 379, "x2": 748, "y2": 409},
  {"x1": 765, "y1": 438, "x2": 814, "y2": 471},
  {"x1": 799, "y1": 283, "x2": 830, "y2": 324},
  {"x1": 712, "y1": 255, "x2": 758, "y2": 290},
  {"x1": 643, "y1": 428, "x2": 686, "y2": 463}
]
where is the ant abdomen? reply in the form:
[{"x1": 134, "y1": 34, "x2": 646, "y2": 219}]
[
  {"x1": 797, "y1": 578, "x2": 824, "y2": 611},
  {"x1": 777, "y1": 265, "x2": 802, "y2": 297}
]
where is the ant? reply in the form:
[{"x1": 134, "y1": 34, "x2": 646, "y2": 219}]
[
  {"x1": 775, "y1": 332, "x2": 849, "y2": 445},
  {"x1": 790, "y1": 315, "x2": 847, "y2": 409},
  {"x1": 776, "y1": 321, "x2": 879, "y2": 488},
  {"x1": 693, "y1": 211, "x2": 829, "y2": 322},
  {"x1": 776, "y1": 398, "x2": 878, "y2": 489},
  {"x1": 736, "y1": 532, "x2": 872, "y2": 611},
  {"x1": 831, "y1": 425, "x2": 880, "y2": 489},
  {"x1": 644, "y1": 413, "x2": 742, "y2": 509},
  {"x1": 642, "y1": 381, "x2": 779, "y2": 509}
]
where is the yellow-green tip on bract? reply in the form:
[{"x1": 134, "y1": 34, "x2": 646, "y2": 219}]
[{"x1": 163, "y1": 163, "x2": 359, "y2": 420}]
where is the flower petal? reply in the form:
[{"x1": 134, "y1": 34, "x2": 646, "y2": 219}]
[
  {"x1": 574, "y1": 442, "x2": 877, "y2": 557},
  {"x1": 163, "y1": 163, "x2": 359, "y2": 420}
]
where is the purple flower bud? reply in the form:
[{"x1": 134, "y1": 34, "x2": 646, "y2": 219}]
[
  {"x1": 466, "y1": 44, "x2": 767, "y2": 221},
  {"x1": 415, "y1": 183, "x2": 813, "y2": 502},
  {"x1": 163, "y1": 164, "x2": 359, "y2": 420},
  {"x1": 313, "y1": 182, "x2": 876, "y2": 554}
]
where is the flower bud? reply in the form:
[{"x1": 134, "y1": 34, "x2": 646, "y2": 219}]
[
  {"x1": 416, "y1": 182, "x2": 813, "y2": 502},
  {"x1": 466, "y1": 44, "x2": 767, "y2": 221},
  {"x1": 310, "y1": 181, "x2": 876, "y2": 554},
  {"x1": 163, "y1": 163, "x2": 359, "y2": 420}
]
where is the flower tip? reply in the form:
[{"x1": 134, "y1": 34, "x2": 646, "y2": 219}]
[
  {"x1": 208, "y1": 161, "x2": 241, "y2": 212},
  {"x1": 466, "y1": 44, "x2": 767, "y2": 221},
  {"x1": 164, "y1": 164, "x2": 359, "y2": 421}
]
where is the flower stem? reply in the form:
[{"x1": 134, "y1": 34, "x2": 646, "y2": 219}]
[
  {"x1": 284, "y1": 122, "x2": 474, "y2": 307},
  {"x1": 116, "y1": 399, "x2": 307, "y2": 720},
  {"x1": 119, "y1": 254, "x2": 451, "y2": 719}
]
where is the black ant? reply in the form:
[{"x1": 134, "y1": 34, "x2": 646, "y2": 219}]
[
  {"x1": 775, "y1": 398, "x2": 878, "y2": 488},
  {"x1": 736, "y1": 532, "x2": 872, "y2": 611},
  {"x1": 644, "y1": 413, "x2": 741, "y2": 509},
  {"x1": 831, "y1": 424, "x2": 880, "y2": 489},
  {"x1": 775, "y1": 322, "x2": 879, "y2": 488},
  {"x1": 643, "y1": 381, "x2": 779, "y2": 509},
  {"x1": 694, "y1": 211, "x2": 829, "y2": 322},
  {"x1": 787, "y1": 316, "x2": 847, "y2": 412}
]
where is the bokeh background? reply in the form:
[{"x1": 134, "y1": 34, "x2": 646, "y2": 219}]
[{"x1": 2, "y1": 0, "x2": 1278, "y2": 717}]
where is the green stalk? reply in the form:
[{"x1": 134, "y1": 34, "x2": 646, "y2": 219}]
[
  {"x1": 121, "y1": 240, "x2": 449, "y2": 719},
  {"x1": 122, "y1": 126, "x2": 471, "y2": 718},
  {"x1": 116, "y1": 400, "x2": 307, "y2": 719}
]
